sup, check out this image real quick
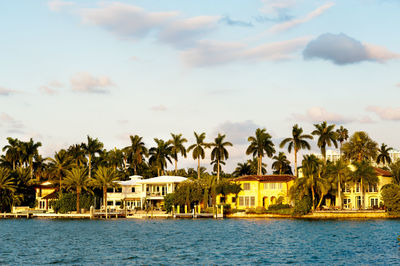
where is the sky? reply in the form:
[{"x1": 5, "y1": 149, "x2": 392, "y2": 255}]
[{"x1": 1, "y1": 0, "x2": 400, "y2": 172}]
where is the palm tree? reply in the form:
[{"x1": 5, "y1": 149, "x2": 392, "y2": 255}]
[
  {"x1": 169, "y1": 133, "x2": 187, "y2": 174},
  {"x1": 48, "y1": 150, "x2": 72, "y2": 193},
  {"x1": 20, "y1": 138, "x2": 42, "y2": 179},
  {"x1": 64, "y1": 167, "x2": 90, "y2": 213},
  {"x1": 272, "y1": 152, "x2": 292, "y2": 175},
  {"x1": 389, "y1": 161, "x2": 400, "y2": 185},
  {"x1": 350, "y1": 161, "x2": 378, "y2": 209},
  {"x1": 248, "y1": 158, "x2": 267, "y2": 175},
  {"x1": 311, "y1": 121, "x2": 338, "y2": 162},
  {"x1": 376, "y1": 143, "x2": 393, "y2": 166},
  {"x1": 342, "y1": 131, "x2": 378, "y2": 162},
  {"x1": 125, "y1": 135, "x2": 148, "y2": 175},
  {"x1": 2, "y1": 137, "x2": 20, "y2": 170},
  {"x1": 210, "y1": 133, "x2": 232, "y2": 181},
  {"x1": 301, "y1": 154, "x2": 321, "y2": 210},
  {"x1": 188, "y1": 132, "x2": 210, "y2": 179},
  {"x1": 91, "y1": 166, "x2": 120, "y2": 219},
  {"x1": 233, "y1": 161, "x2": 252, "y2": 177},
  {"x1": 149, "y1": 138, "x2": 172, "y2": 176},
  {"x1": 81, "y1": 136, "x2": 104, "y2": 179},
  {"x1": 0, "y1": 167, "x2": 17, "y2": 212},
  {"x1": 336, "y1": 126, "x2": 349, "y2": 157},
  {"x1": 246, "y1": 128, "x2": 275, "y2": 175},
  {"x1": 107, "y1": 148, "x2": 124, "y2": 171},
  {"x1": 327, "y1": 159, "x2": 351, "y2": 209},
  {"x1": 67, "y1": 144, "x2": 87, "y2": 167},
  {"x1": 280, "y1": 124, "x2": 313, "y2": 177}
]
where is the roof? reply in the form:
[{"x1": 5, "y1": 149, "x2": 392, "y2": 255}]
[
  {"x1": 34, "y1": 181, "x2": 57, "y2": 189},
  {"x1": 374, "y1": 167, "x2": 392, "y2": 177},
  {"x1": 232, "y1": 175, "x2": 296, "y2": 183},
  {"x1": 138, "y1": 176, "x2": 187, "y2": 184},
  {"x1": 116, "y1": 175, "x2": 143, "y2": 186},
  {"x1": 42, "y1": 191, "x2": 58, "y2": 200}
]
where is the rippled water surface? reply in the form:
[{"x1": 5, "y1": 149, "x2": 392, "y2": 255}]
[{"x1": 1, "y1": 218, "x2": 400, "y2": 265}]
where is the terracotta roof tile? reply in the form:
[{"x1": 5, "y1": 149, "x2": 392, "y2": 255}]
[
  {"x1": 232, "y1": 175, "x2": 296, "y2": 182},
  {"x1": 374, "y1": 167, "x2": 392, "y2": 177}
]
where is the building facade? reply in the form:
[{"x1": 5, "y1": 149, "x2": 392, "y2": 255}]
[
  {"x1": 217, "y1": 175, "x2": 296, "y2": 210},
  {"x1": 34, "y1": 181, "x2": 58, "y2": 212}
]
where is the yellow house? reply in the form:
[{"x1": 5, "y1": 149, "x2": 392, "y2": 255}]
[
  {"x1": 339, "y1": 167, "x2": 392, "y2": 209},
  {"x1": 34, "y1": 181, "x2": 58, "y2": 212},
  {"x1": 217, "y1": 175, "x2": 296, "y2": 210}
]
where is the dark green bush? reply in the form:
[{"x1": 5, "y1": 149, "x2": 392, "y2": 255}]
[
  {"x1": 52, "y1": 193, "x2": 94, "y2": 214},
  {"x1": 292, "y1": 195, "x2": 312, "y2": 216},
  {"x1": 268, "y1": 203, "x2": 291, "y2": 210},
  {"x1": 381, "y1": 184, "x2": 400, "y2": 215}
]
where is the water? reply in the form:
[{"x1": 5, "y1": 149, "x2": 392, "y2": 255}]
[{"x1": 0, "y1": 219, "x2": 399, "y2": 265}]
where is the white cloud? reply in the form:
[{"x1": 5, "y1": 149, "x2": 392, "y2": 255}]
[
  {"x1": 70, "y1": 72, "x2": 114, "y2": 93},
  {"x1": 0, "y1": 113, "x2": 25, "y2": 133},
  {"x1": 268, "y1": 2, "x2": 334, "y2": 33},
  {"x1": 213, "y1": 120, "x2": 263, "y2": 145},
  {"x1": 260, "y1": 0, "x2": 298, "y2": 15},
  {"x1": 182, "y1": 36, "x2": 310, "y2": 67},
  {"x1": 292, "y1": 107, "x2": 354, "y2": 124},
  {"x1": 150, "y1": 105, "x2": 167, "y2": 111},
  {"x1": 39, "y1": 80, "x2": 64, "y2": 95},
  {"x1": 303, "y1": 33, "x2": 400, "y2": 65},
  {"x1": 366, "y1": 106, "x2": 400, "y2": 121},
  {"x1": 48, "y1": 0, "x2": 74, "y2": 12},
  {"x1": 0, "y1": 87, "x2": 17, "y2": 96}
]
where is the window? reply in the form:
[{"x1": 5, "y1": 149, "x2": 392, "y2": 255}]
[
  {"x1": 243, "y1": 183, "x2": 250, "y2": 190},
  {"x1": 231, "y1": 197, "x2": 236, "y2": 203},
  {"x1": 344, "y1": 183, "x2": 351, "y2": 193},
  {"x1": 115, "y1": 187, "x2": 122, "y2": 193},
  {"x1": 270, "y1": 183, "x2": 276, "y2": 190},
  {"x1": 367, "y1": 184, "x2": 378, "y2": 193},
  {"x1": 370, "y1": 198, "x2": 378, "y2": 208},
  {"x1": 239, "y1": 196, "x2": 244, "y2": 206},
  {"x1": 115, "y1": 201, "x2": 121, "y2": 206},
  {"x1": 250, "y1": 197, "x2": 255, "y2": 207},
  {"x1": 107, "y1": 188, "x2": 114, "y2": 193},
  {"x1": 245, "y1": 197, "x2": 250, "y2": 206},
  {"x1": 263, "y1": 183, "x2": 268, "y2": 190},
  {"x1": 355, "y1": 183, "x2": 360, "y2": 193},
  {"x1": 220, "y1": 196, "x2": 226, "y2": 204},
  {"x1": 107, "y1": 201, "x2": 113, "y2": 206},
  {"x1": 131, "y1": 187, "x2": 135, "y2": 193},
  {"x1": 343, "y1": 198, "x2": 351, "y2": 209},
  {"x1": 277, "y1": 183, "x2": 283, "y2": 190}
]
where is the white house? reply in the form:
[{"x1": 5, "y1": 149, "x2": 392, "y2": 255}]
[{"x1": 106, "y1": 175, "x2": 187, "y2": 210}]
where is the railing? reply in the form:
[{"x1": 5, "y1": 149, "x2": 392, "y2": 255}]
[{"x1": 146, "y1": 192, "x2": 166, "y2": 197}]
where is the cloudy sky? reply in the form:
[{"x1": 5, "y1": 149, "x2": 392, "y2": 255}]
[{"x1": 1, "y1": 0, "x2": 400, "y2": 172}]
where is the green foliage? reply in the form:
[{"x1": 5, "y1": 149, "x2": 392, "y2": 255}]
[
  {"x1": 381, "y1": 184, "x2": 400, "y2": 215},
  {"x1": 268, "y1": 203, "x2": 291, "y2": 210},
  {"x1": 342, "y1": 131, "x2": 378, "y2": 162},
  {"x1": 389, "y1": 161, "x2": 400, "y2": 185},
  {"x1": 293, "y1": 195, "x2": 312, "y2": 216},
  {"x1": 53, "y1": 193, "x2": 94, "y2": 213},
  {"x1": 163, "y1": 193, "x2": 175, "y2": 213}
]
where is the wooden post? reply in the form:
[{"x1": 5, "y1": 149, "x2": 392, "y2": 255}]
[
  {"x1": 198, "y1": 205, "x2": 201, "y2": 214},
  {"x1": 185, "y1": 205, "x2": 188, "y2": 214},
  {"x1": 90, "y1": 206, "x2": 94, "y2": 219},
  {"x1": 177, "y1": 205, "x2": 180, "y2": 214}
]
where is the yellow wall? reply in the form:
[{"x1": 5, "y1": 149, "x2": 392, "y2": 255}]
[
  {"x1": 36, "y1": 188, "x2": 56, "y2": 198},
  {"x1": 217, "y1": 180, "x2": 294, "y2": 210}
]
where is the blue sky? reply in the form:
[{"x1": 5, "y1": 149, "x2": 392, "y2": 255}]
[{"x1": 1, "y1": 0, "x2": 400, "y2": 172}]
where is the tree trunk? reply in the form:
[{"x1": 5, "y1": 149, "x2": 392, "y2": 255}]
[
  {"x1": 339, "y1": 141, "x2": 342, "y2": 158},
  {"x1": 13, "y1": 161, "x2": 15, "y2": 171},
  {"x1": 104, "y1": 187, "x2": 108, "y2": 219},
  {"x1": 134, "y1": 164, "x2": 137, "y2": 175},
  {"x1": 294, "y1": 149, "x2": 298, "y2": 177},
  {"x1": 322, "y1": 145, "x2": 326, "y2": 162},
  {"x1": 311, "y1": 179, "x2": 315, "y2": 211},
  {"x1": 337, "y1": 174, "x2": 342, "y2": 209},
  {"x1": 317, "y1": 194, "x2": 324, "y2": 209},
  {"x1": 217, "y1": 160, "x2": 220, "y2": 181},
  {"x1": 30, "y1": 159, "x2": 34, "y2": 179},
  {"x1": 157, "y1": 168, "x2": 160, "y2": 177},
  {"x1": 175, "y1": 159, "x2": 178, "y2": 175},
  {"x1": 59, "y1": 174, "x2": 62, "y2": 195},
  {"x1": 88, "y1": 154, "x2": 92, "y2": 179},
  {"x1": 77, "y1": 188, "x2": 81, "y2": 214},
  {"x1": 197, "y1": 157, "x2": 200, "y2": 179}
]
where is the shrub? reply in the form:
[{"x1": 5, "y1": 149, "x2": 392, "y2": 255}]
[
  {"x1": 245, "y1": 208, "x2": 256, "y2": 214},
  {"x1": 381, "y1": 184, "x2": 400, "y2": 215},
  {"x1": 292, "y1": 195, "x2": 312, "y2": 216},
  {"x1": 52, "y1": 193, "x2": 94, "y2": 214},
  {"x1": 268, "y1": 203, "x2": 291, "y2": 210},
  {"x1": 163, "y1": 193, "x2": 175, "y2": 213},
  {"x1": 255, "y1": 206, "x2": 266, "y2": 214}
]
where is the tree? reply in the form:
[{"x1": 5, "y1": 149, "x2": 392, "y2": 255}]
[
  {"x1": 20, "y1": 138, "x2": 42, "y2": 179},
  {"x1": 125, "y1": 135, "x2": 148, "y2": 175},
  {"x1": 48, "y1": 149, "x2": 72, "y2": 193},
  {"x1": 2, "y1": 137, "x2": 20, "y2": 170},
  {"x1": 300, "y1": 155, "x2": 321, "y2": 210},
  {"x1": 210, "y1": 133, "x2": 232, "y2": 181},
  {"x1": 381, "y1": 184, "x2": 400, "y2": 214},
  {"x1": 311, "y1": 121, "x2": 338, "y2": 162},
  {"x1": 169, "y1": 133, "x2": 187, "y2": 174},
  {"x1": 389, "y1": 161, "x2": 400, "y2": 185},
  {"x1": 246, "y1": 128, "x2": 275, "y2": 176},
  {"x1": 67, "y1": 144, "x2": 87, "y2": 167},
  {"x1": 376, "y1": 143, "x2": 393, "y2": 166},
  {"x1": 64, "y1": 167, "x2": 90, "y2": 213},
  {"x1": 336, "y1": 126, "x2": 349, "y2": 157},
  {"x1": 107, "y1": 148, "x2": 124, "y2": 171},
  {"x1": 326, "y1": 159, "x2": 351, "y2": 209},
  {"x1": 280, "y1": 124, "x2": 313, "y2": 177},
  {"x1": 91, "y1": 166, "x2": 120, "y2": 218},
  {"x1": 149, "y1": 138, "x2": 172, "y2": 176},
  {"x1": 0, "y1": 167, "x2": 17, "y2": 212},
  {"x1": 233, "y1": 162, "x2": 252, "y2": 177},
  {"x1": 272, "y1": 152, "x2": 292, "y2": 175},
  {"x1": 81, "y1": 136, "x2": 104, "y2": 179},
  {"x1": 342, "y1": 131, "x2": 378, "y2": 162},
  {"x1": 188, "y1": 132, "x2": 210, "y2": 179},
  {"x1": 350, "y1": 161, "x2": 378, "y2": 209}
]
